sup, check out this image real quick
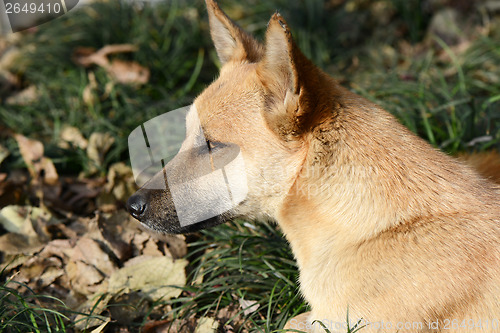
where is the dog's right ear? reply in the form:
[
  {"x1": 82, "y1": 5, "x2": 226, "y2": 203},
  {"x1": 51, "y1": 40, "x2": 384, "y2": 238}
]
[
  {"x1": 206, "y1": 0, "x2": 263, "y2": 64},
  {"x1": 258, "y1": 13, "x2": 332, "y2": 140}
]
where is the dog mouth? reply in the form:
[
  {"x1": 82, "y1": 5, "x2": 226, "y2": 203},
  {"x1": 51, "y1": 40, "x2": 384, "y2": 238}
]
[
  {"x1": 133, "y1": 214, "x2": 230, "y2": 235},
  {"x1": 126, "y1": 188, "x2": 239, "y2": 234}
]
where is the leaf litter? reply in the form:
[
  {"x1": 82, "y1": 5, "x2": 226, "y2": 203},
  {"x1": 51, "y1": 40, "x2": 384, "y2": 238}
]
[
  {"x1": 72, "y1": 44, "x2": 150, "y2": 86},
  {"x1": 0, "y1": 131, "x2": 197, "y2": 331}
]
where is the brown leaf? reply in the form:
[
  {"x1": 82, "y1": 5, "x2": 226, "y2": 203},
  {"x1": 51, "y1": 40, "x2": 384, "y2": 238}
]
[
  {"x1": 89, "y1": 319, "x2": 111, "y2": 333},
  {"x1": 0, "y1": 205, "x2": 59, "y2": 256},
  {"x1": 6, "y1": 85, "x2": 38, "y2": 105},
  {"x1": 72, "y1": 46, "x2": 100, "y2": 67},
  {"x1": 56, "y1": 177, "x2": 104, "y2": 214},
  {"x1": 216, "y1": 305, "x2": 248, "y2": 332},
  {"x1": 39, "y1": 238, "x2": 75, "y2": 259},
  {"x1": 66, "y1": 260, "x2": 106, "y2": 296},
  {"x1": 103, "y1": 162, "x2": 137, "y2": 201},
  {"x1": 132, "y1": 231, "x2": 153, "y2": 254},
  {"x1": 87, "y1": 132, "x2": 115, "y2": 173},
  {"x1": 157, "y1": 234, "x2": 188, "y2": 259},
  {"x1": 195, "y1": 317, "x2": 219, "y2": 333},
  {"x1": 142, "y1": 319, "x2": 172, "y2": 333},
  {"x1": 72, "y1": 44, "x2": 138, "y2": 68},
  {"x1": 238, "y1": 298, "x2": 260, "y2": 316},
  {"x1": 18, "y1": 256, "x2": 64, "y2": 288},
  {"x1": 14, "y1": 133, "x2": 43, "y2": 173},
  {"x1": 141, "y1": 238, "x2": 165, "y2": 257},
  {"x1": 75, "y1": 294, "x2": 112, "y2": 330},
  {"x1": 108, "y1": 255, "x2": 187, "y2": 302},
  {"x1": 82, "y1": 72, "x2": 99, "y2": 107},
  {"x1": 14, "y1": 134, "x2": 59, "y2": 185},
  {"x1": 0, "y1": 232, "x2": 43, "y2": 255},
  {"x1": 59, "y1": 125, "x2": 88, "y2": 150},
  {"x1": 0, "y1": 143, "x2": 9, "y2": 165},
  {"x1": 72, "y1": 44, "x2": 149, "y2": 85},
  {"x1": 0, "y1": 205, "x2": 38, "y2": 237},
  {"x1": 142, "y1": 318, "x2": 198, "y2": 333},
  {"x1": 107, "y1": 59, "x2": 150, "y2": 85},
  {"x1": 97, "y1": 210, "x2": 136, "y2": 261},
  {"x1": 0, "y1": 170, "x2": 28, "y2": 206},
  {"x1": 64, "y1": 237, "x2": 117, "y2": 296},
  {"x1": 71, "y1": 237, "x2": 117, "y2": 276},
  {"x1": 39, "y1": 157, "x2": 59, "y2": 185},
  {"x1": 108, "y1": 292, "x2": 150, "y2": 325},
  {"x1": 0, "y1": 46, "x2": 22, "y2": 70}
]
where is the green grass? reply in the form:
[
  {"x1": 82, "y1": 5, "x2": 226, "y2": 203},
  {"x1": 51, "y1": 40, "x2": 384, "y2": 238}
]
[
  {"x1": 348, "y1": 34, "x2": 500, "y2": 153},
  {"x1": 0, "y1": 279, "x2": 69, "y2": 332},
  {"x1": 166, "y1": 220, "x2": 307, "y2": 332},
  {"x1": 0, "y1": 0, "x2": 499, "y2": 332},
  {"x1": 2, "y1": 0, "x2": 218, "y2": 175}
]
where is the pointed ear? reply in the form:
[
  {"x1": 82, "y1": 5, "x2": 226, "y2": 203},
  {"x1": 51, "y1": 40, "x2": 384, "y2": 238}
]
[
  {"x1": 260, "y1": 13, "x2": 300, "y2": 94},
  {"x1": 205, "y1": 0, "x2": 263, "y2": 64},
  {"x1": 258, "y1": 13, "x2": 329, "y2": 139}
]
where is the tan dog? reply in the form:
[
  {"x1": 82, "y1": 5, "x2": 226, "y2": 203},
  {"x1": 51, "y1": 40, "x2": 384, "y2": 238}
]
[{"x1": 127, "y1": 1, "x2": 500, "y2": 331}]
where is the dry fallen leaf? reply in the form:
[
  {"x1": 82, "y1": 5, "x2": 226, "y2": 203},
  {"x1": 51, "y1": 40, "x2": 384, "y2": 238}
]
[
  {"x1": 216, "y1": 305, "x2": 248, "y2": 332},
  {"x1": 97, "y1": 210, "x2": 136, "y2": 261},
  {"x1": 72, "y1": 44, "x2": 149, "y2": 85},
  {"x1": 59, "y1": 125, "x2": 88, "y2": 150},
  {"x1": 66, "y1": 259, "x2": 106, "y2": 296},
  {"x1": 72, "y1": 236, "x2": 117, "y2": 276},
  {"x1": 39, "y1": 238, "x2": 75, "y2": 260},
  {"x1": 82, "y1": 71, "x2": 99, "y2": 107},
  {"x1": 14, "y1": 133, "x2": 43, "y2": 168},
  {"x1": 73, "y1": 44, "x2": 138, "y2": 67},
  {"x1": 102, "y1": 162, "x2": 137, "y2": 201},
  {"x1": 0, "y1": 205, "x2": 50, "y2": 255},
  {"x1": 54, "y1": 178, "x2": 104, "y2": 214},
  {"x1": 14, "y1": 133, "x2": 59, "y2": 185},
  {"x1": 86, "y1": 132, "x2": 115, "y2": 174},
  {"x1": 0, "y1": 232, "x2": 43, "y2": 255},
  {"x1": 107, "y1": 59, "x2": 150, "y2": 85},
  {"x1": 108, "y1": 292, "x2": 150, "y2": 325},
  {"x1": 159, "y1": 234, "x2": 188, "y2": 259},
  {"x1": 108, "y1": 255, "x2": 187, "y2": 302},
  {"x1": 90, "y1": 318, "x2": 111, "y2": 333},
  {"x1": 238, "y1": 297, "x2": 260, "y2": 316},
  {"x1": 0, "y1": 205, "x2": 39, "y2": 237},
  {"x1": 66, "y1": 237, "x2": 117, "y2": 296},
  {"x1": 18, "y1": 256, "x2": 64, "y2": 288},
  {"x1": 142, "y1": 318, "x2": 197, "y2": 333},
  {"x1": 195, "y1": 317, "x2": 219, "y2": 333},
  {"x1": 6, "y1": 85, "x2": 38, "y2": 105},
  {"x1": 38, "y1": 157, "x2": 59, "y2": 185},
  {"x1": 75, "y1": 293, "x2": 113, "y2": 330},
  {"x1": 0, "y1": 143, "x2": 9, "y2": 165},
  {"x1": 0, "y1": 46, "x2": 21, "y2": 70}
]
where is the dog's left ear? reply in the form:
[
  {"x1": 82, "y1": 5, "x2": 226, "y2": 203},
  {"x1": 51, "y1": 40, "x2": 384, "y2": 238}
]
[
  {"x1": 258, "y1": 13, "x2": 333, "y2": 139},
  {"x1": 206, "y1": 0, "x2": 263, "y2": 64}
]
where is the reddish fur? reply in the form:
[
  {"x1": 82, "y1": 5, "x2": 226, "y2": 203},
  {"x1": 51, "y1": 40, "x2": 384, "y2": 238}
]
[{"x1": 139, "y1": 2, "x2": 500, "y2": 331}]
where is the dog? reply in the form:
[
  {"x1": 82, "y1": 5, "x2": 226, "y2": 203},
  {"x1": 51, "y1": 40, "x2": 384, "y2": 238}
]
[{"x1": 127, "y1": 1, "x2": 500, "y2": 331}]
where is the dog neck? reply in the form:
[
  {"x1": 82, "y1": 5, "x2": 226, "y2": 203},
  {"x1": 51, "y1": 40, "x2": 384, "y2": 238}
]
[{"x1": 276, "y1": 97, "x2": 496, "y2": 269}]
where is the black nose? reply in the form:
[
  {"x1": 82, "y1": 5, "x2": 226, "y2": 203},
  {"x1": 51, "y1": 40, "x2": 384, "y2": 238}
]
[{"x1": 127, "y1": 193, "x2": 147, "y2": 219}]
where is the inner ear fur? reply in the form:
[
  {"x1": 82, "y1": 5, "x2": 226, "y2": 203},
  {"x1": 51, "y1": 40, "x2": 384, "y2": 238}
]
[
  {"x1": 206, "y1": 0, "x2": 263, "y2": 64},
  {"x1": 258, "y1": 13, "x2": 337, "y2": 140}
]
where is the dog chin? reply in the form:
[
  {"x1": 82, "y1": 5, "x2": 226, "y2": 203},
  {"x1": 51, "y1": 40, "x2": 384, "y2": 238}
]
[{"x1": 140, "y1": 213, "x2": 234, "y2": 235}]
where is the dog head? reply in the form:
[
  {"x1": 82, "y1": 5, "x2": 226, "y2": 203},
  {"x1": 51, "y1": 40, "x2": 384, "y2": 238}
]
[{"x1": 127, "y1": 0, "x2": 335, "y2": 234}]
